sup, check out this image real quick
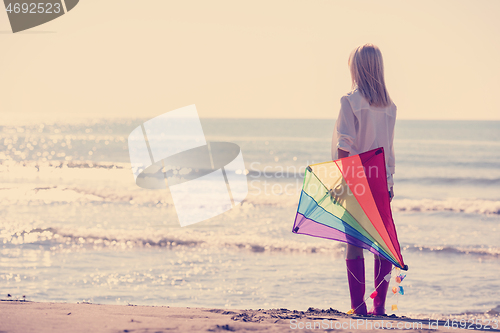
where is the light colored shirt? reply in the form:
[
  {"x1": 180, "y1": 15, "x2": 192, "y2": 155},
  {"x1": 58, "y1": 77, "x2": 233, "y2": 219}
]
[{"x1": 332, "y1": 89, "x2": 397, "y2": 189}]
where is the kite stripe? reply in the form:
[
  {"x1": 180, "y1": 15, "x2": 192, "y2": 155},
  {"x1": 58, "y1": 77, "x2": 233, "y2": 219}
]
[
  {"x1": 307, "y1": 163, "x2": 397, "y2": 263},
  {"x1": 295, "y1": 191, "x2": 398, "y2": 265},
  {"x1": 292, "y1": 147, "x2": 406, "y2": 269},
  {"x1": 359, "y1": 148, "x2": 404, "y2": 266},
  {"x1": 299, "y1": 169, "x2": 397, "y2": 263},
  {"x1": 294, "y1": 210, "x2": 399, "y2": 267},
  {"x1": 335, "y1": 156, "x2": 401, "y2": 266}
]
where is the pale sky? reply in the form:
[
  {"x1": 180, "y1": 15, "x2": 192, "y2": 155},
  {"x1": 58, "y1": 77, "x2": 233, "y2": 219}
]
[{"x1": 1, "y1": 0, "x2": 499, "y2": 121}]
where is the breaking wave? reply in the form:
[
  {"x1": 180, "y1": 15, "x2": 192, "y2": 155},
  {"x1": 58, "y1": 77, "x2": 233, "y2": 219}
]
[
  {"x1": 2, "y1": 226, "x2": 499, "y2": 259},
  {"x1": 1, "y1": 183, "x2": 499, "y2": 215},
  {"x1": 397, "y1": 177, "x2": 500, "y2": 186},
  {"x1": 392, "y1": 198, "x2": 500, "y2": 215},
  {"x1": 403, "y1": 244, "x2": 500, "y2": 258},
  {"x1": 0, "y1": 226, "x2": 345, "y2": 255},
  {"x1": 2, "y1": 161, "x2": 500, "y2": 216}
]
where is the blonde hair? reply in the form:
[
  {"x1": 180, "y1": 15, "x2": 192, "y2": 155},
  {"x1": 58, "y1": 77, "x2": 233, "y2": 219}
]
[{"x1": 348, "y1": 44, "x2": 391, "y2": 107}]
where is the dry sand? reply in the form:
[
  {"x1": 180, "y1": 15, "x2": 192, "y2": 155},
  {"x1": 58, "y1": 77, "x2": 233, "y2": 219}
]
[{"x1": 1, "y1": 300, "x2": 497, "y2": 333}]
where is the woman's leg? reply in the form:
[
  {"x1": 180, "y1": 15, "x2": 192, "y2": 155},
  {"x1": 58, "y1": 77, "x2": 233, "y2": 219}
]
[
  {"x1": 346, "y1": 243, "x2": 364, "y2": 260},
  {"x1": 369, "y1": 254, "x2": 393, "y2": 315},
  {"x1": 345, "y1": 244, "x2": 367, "y2": 315}
]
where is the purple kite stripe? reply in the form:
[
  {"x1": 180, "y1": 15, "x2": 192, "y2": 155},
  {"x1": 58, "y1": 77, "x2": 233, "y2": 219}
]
[{"x1": 293, "y1": 212, "x2": 398, "y2": 266}]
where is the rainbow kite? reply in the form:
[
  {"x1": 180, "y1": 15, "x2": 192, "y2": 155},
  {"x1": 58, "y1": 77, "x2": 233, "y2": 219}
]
[{"x1": 292, "y1": 147, "x2": 408, "y2": 270}]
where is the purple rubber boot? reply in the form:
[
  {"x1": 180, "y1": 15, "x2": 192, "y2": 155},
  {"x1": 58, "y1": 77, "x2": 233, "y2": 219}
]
[
  {"x1": 369, "y1": 257, "x2": 392, "y2": 315},
  {"x1": 346, "y1": 257, "x2": 367, "y2": 315}
]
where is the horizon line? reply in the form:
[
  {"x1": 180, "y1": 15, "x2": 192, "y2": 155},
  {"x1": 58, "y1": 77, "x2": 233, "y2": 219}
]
[{"x1": 2, "y1": 115, "x2": 500, "y2": 124}]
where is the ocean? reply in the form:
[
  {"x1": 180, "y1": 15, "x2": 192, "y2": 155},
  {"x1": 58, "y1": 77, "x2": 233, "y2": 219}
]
[{"x1": 0, "y1": 118, "x2": 499, "y2": 320}]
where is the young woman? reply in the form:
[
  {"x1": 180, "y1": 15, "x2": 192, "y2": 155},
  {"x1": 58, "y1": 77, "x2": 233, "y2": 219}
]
[{"x1": 332, "y1": 44, "x2": 396, "y2": 316}]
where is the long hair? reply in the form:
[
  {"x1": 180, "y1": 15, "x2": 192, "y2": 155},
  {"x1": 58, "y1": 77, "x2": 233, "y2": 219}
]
[{"x1": 348, "y1": 44, "x2": 391, "y2": 107}]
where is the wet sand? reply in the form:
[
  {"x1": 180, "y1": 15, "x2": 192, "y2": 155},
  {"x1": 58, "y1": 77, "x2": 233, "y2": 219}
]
[{"x1": 1, "y1": 300, "x2": 498, "y2": 333}]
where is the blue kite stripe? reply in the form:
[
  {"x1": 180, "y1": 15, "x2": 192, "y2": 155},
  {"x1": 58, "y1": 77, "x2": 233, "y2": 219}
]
[{"x1": 296, "y1": 190, "x2": 398, "y2": 265}]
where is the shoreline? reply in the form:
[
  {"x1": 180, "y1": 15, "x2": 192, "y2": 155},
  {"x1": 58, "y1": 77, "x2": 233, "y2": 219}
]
[{"x1": 1, "y1": 300, "x2": 498, "y2": 333}]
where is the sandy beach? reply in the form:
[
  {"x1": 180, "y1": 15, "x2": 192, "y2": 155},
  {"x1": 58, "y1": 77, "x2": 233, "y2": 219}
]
[
  {"x1": 2, "y1": 1, "x2": 500, "y2": 332},
  {"x1": 2, "y1": 300, "x2": 498, "y2": 333}
]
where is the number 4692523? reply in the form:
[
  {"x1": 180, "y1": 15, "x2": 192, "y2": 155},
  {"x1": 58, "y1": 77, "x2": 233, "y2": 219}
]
[{"x1": 6, "y1": 3, "x2": 62, "y2": 14}]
